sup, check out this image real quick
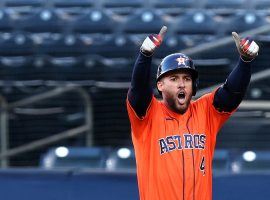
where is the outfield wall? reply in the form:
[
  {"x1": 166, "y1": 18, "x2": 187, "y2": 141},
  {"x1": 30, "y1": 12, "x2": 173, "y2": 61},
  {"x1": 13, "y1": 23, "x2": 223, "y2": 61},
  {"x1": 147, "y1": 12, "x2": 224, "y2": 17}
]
[{"x1": 0, "y1": 169, "x2": 269, "y2": 200}]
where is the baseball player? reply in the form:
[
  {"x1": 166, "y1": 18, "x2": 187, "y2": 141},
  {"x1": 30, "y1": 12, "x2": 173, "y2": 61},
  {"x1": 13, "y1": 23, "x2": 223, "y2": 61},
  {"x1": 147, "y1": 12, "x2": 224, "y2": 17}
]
[{"x1": 126, "y1": 26, "x2": 259, "y2": 200}]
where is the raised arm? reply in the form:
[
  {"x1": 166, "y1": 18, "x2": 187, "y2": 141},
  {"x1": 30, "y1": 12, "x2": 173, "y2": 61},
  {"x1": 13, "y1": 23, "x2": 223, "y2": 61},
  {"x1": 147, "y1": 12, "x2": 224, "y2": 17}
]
[
  {"x1": 128, "y1": 26, "x2": 167, "y2": 118},
  {"x1": 213, "y1": 32, "x2": 259, "y2": 112}
]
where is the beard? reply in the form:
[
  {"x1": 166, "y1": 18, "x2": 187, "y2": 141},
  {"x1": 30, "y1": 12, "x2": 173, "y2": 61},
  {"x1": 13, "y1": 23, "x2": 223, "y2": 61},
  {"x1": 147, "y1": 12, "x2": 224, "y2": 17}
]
[{"x1": 164, "y1": 92, "x2": 192, "y2": 114}]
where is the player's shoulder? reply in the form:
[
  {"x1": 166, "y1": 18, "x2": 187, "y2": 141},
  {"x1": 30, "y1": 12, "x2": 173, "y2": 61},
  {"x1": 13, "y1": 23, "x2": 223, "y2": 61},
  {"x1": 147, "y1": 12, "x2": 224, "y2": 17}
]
[
  {"x1": 190, "y1": 90, "x2": 217, "y2": 111},
  {"x1": 192, "y1": 91, "x2": 214, "y2": 104},
  {"x1": 127, "y1": 95, "x2": 162, "y2": 121}
]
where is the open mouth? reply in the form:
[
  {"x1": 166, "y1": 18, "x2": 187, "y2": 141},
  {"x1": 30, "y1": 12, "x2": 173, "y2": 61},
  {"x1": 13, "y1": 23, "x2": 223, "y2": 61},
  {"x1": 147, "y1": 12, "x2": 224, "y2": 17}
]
[
  {"x1": 178, "y1": 91, "x2": 186, "y2": 99},
  {"x1": 177, "y1": 91, "x2": 186, "y2": 104}
]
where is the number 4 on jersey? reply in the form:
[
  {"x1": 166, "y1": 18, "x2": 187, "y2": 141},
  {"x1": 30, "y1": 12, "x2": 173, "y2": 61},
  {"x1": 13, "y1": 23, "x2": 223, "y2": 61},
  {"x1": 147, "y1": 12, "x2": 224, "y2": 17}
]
[{"x1": 200, "y1": 156, "x2": 206, "y2": 176}]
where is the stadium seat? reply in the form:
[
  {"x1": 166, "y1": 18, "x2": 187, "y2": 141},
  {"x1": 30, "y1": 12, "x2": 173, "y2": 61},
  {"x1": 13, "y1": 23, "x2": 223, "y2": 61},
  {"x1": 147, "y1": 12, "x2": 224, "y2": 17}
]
[
  {"x1": 47, "y1": 55, "x2": 116, "y2": 81},
  {"x1": 86, "y1": 34, "x2": 137, "y2": 58},
  {"x1": 80, "y1": 55, "x2": 109, "y2": 81},
  {"x1": 194, "y1": 58, "x2": 231, "y2": 88},
  {"x1": 31, "y1": 55, "x2": 54, "y2": 80},
  {"x1": 71, "y1": 9, "x2": 116, "y2": 34},
  {"x1": 122, "y1": 9, "x2": 165, "y2": 34},
  {"x1": 52, "y1": 0, "x2": 95, "y2": 8},
  {"x1": 155, "y1": 32, "x2": 188, "y2": 59},
  {"x1": 255, "y1": 0, "x2": 270, "y2": 9},
  {"x1": 40, "y1": 146, "x2": 111, "y2": 169},
  {"x1": 175, "y1": 10, "x2": 219, "y2": 35},
  {"x1": 212, "y1": 149, "x2": 231, "y2": 173},
  {"x1": 0, "y1": 55, "x2": 34, "y2": 80},
  {"x1": 0, "y1": 31, "x2": 34, "y2": 56},
  {"x1": 36, "y1": 33, "x2": 87, "y2": 57},
  {"x1": 16, "y1": 9, "x2": 66, "y2": 33},
  {"x1": 190, "y1": 41, "x2": 237, "y2": 63},
  {"x1": 102, "y1": 0, "x2": 144, "y2": 8},
  {"x1": 48, "y1": 56, "x2": 83, "y2": 80},
  {"x1": 205, "y1": 0, "x2": 245, "y2": 9},
  {"x1": 106, "y1": 147, "x2": 136, "y2": 171},
  {"x1": 231, "y1": 150, "x2": 270, "y2": 173},
  {"x1": 222, "y1": 12, "x2": 268, "y2": 35},
  {"x1": 0, "y1": 9, "x2": 14, "y2": 32},
  {"x1": 102, "y1": 0, "x2": 144, "y2": 15},
  {"x1": 151, "y1": 0, "x2": 195, "y2": 9},
  {"x1": 99, "y1": 58, "x2": 133, "y2": 82},
  {"x1": 4, "y1": 0, "x2": 43, "y2": 7},
  {"x1": 47, "y1": 55, "x2": 96, "y2": 81},
  {"x1": 172, "y1": 10, "x2": 221, "y2": 51}
]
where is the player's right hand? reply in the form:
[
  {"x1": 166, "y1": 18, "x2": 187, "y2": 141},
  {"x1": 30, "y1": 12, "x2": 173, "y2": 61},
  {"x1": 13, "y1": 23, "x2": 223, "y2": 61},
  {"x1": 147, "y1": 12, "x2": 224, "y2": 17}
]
[{"x1": 140, "y1": 26, "x2": 167, "y2": 56}]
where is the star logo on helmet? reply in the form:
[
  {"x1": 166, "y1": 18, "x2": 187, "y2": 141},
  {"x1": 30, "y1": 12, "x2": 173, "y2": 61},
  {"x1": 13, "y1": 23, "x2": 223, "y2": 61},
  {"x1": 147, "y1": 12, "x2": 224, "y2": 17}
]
[{"x1": 176, "y1": 57, "x2": 186, "y2": 66}]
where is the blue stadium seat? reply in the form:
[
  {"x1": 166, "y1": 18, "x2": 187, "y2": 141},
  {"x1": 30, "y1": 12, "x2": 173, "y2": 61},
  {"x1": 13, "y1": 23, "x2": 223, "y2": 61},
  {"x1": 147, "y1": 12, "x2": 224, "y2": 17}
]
[
  {"x1": 4, "y1": 0, "x2": 43, "y2": 7},
  {"x1": 0, "y1": 9, "x2": 14, "y2": 32},
  {"x1": 122, "y1": 9, "x2": 165, "y2": 34},
  {"x1": 71, "y1": 9, "x2": 116, "y2": 34},
  {"x1": 106, "y1": 147, "x2": 136, "y2": 171},
  {"x1": 212, "y1": 149, "x2": 231, "y2": 174},
  {"x1": 48, "y1": 56, "x2": 83, "y2": 80},
  {"x1": 0, "y1": 31, "x2": 34, "y2": 56},
  {"x1": 4, "y1": 55, "x2": 59, "y2": 81},
  {"x1": 52, "y1": 0, "x2": 95, "y2": 8},
  {"x1": 190, "y1": 41, "x2": 237, "y2": 62},
  {"x1": 151, "y1": 0, "x2": 195, "y2": 8},
  {"x1": 47, "y1": 56, "x2": 90, "y2": 81},
  {"x1": 0, "y1": 55, "x2": 34, "y2": 80},
  {"x1": 16, "y1": 9, "x2": 66, "y2": 33},
  {"x1": 40, "y1": 147, "x2": 111, "y2": 169},
  {"x1": 85, "y1": 34, "x2": 137, "y2": 58},
  {"x1": 31, "y1": 55, "x2": 54, "y2": 80},
  {"x1": 173, "y1": 10, "x2": 221, "y2": 49},
  {"x1": 193, "y1": 58, "x2": 231, "y2": 88},
  {"x1": 36, "y1": 33, "x2": 87, "y2": 56},
  {"x1": 102, "y1": 0, "x2": 144, "y2": 15},
  {"x1": 102, "y1": 0, "x2": 144, "y2": 8},
  {"x1": 222, "y1": 12, "x2": 268, "y2": 35},
  {"x1": 255, "y1": 0, "x2": 270, "y2": 9},
  {"x1": 205, "y1": 0, "x2": 245, "y2": 9},
  {"x1": 155, "y1": 32, "x2": 188, "y2": 59},
  {"x1": 47, "y1": 55, "x2": 112, "y2": 81},
  {"x1": 175, "y1": 10, "x2": 219, "y2": 35},
  {"x1": 99, "y1": 58, "x2": 133, "y2": 82},
  {"x1": 231, "y1": 150, "x2": 270, "y2": 173}
]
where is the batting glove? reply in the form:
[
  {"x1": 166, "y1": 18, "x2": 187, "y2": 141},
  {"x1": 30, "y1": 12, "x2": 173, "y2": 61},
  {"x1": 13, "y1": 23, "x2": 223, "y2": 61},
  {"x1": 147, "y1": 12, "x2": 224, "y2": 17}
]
[
  {"x1": 140, "y1": 26, "x2": 167, "y2": 57},
  {"x1": 232, "y1": 32, "x2": 259, "y2": 62}
]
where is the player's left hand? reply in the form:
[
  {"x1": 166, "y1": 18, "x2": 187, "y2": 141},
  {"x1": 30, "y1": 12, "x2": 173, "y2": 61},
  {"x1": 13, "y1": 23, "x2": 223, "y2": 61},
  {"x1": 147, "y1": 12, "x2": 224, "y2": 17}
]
[{"x1": 232, "y1": 32, "x2": 259, "y2": 62}]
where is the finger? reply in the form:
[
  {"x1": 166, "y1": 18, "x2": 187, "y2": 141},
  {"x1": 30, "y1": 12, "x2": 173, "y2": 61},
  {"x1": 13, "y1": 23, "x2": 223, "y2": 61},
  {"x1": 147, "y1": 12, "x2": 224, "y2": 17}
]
[
  {"x1": 255, "y1": 44, "x2": 259, "y2": 56},
  {"x1": 232, "y1": 32, "x2": 241, "y2": 43},
  {"x1": 249, "y1": 42, "x2": 259, "y2": 57},
  {"x1": 246, "y1": 43, "x2": 255, "y2": 56},
  {"x1": 240, "y1": 38, "x2": 250, "y2": 48},
  {"x1": 159, "y1": 26, "x2": 167, "y2": 39}
]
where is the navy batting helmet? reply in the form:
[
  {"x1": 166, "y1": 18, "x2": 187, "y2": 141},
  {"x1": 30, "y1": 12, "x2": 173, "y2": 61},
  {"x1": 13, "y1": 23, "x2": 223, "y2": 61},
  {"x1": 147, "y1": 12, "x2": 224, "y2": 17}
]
[{"x1": 156, "y1": 53, "x2": 198, "y2": 96}]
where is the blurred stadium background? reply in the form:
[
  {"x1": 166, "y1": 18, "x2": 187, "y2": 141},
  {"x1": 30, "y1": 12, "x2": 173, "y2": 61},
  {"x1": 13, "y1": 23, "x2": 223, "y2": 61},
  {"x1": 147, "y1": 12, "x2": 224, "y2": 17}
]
[{"x1": 0, "y1": 0, "x2": 270, "y2": 199}]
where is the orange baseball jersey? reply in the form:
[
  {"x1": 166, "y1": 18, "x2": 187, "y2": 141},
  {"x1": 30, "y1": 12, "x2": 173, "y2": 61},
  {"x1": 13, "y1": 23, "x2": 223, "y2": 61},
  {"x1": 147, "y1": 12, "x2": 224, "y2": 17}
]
[{"x1": 127, "y1": 90, "x2": 234, "y2": 200}]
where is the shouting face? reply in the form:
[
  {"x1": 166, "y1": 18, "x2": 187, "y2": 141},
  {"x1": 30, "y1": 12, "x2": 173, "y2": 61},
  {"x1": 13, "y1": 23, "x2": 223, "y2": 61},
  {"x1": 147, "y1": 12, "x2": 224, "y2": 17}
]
[{"x1": 157, "y1": 71, "x2": 193, "y2": 114}]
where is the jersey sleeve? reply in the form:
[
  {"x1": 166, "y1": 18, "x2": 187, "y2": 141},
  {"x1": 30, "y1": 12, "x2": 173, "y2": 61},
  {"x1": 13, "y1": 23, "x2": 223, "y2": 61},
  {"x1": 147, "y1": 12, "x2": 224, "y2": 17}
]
[{"x1": 126, "y1": 95, "x2": 157, "y2": 141}]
